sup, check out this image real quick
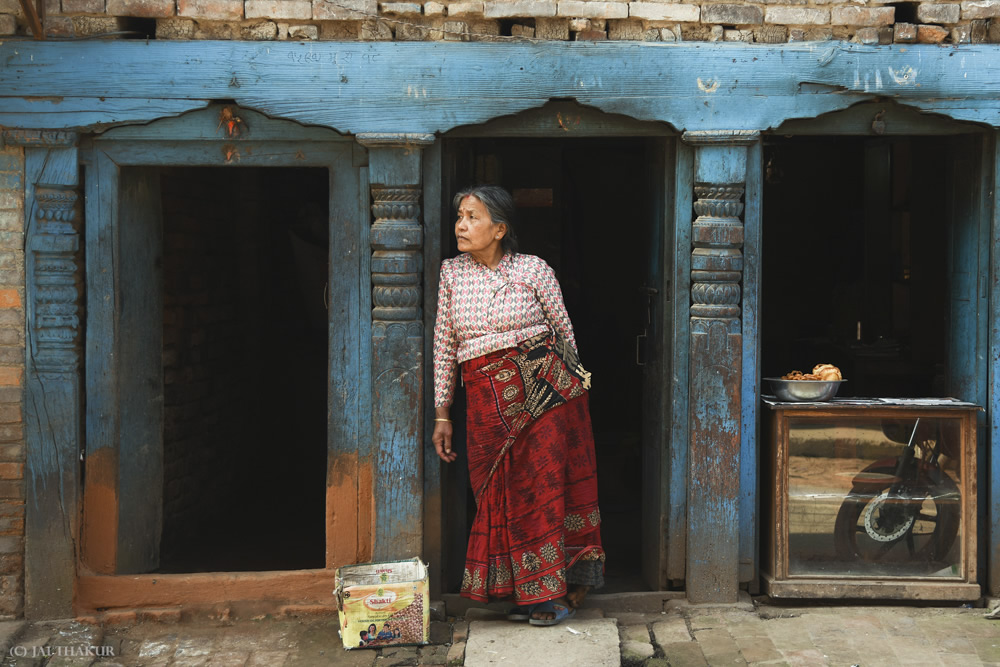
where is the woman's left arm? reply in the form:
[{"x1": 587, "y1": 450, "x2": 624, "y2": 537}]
[{"x1": 535, "y1": 260, "x2": 578, "y2": 353}]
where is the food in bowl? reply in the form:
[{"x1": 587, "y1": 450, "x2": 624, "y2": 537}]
[
  {"x1": 767, "y1": 364, "x2": 845, "y2": 401},
  {"x1": 781, "y1": 364, "x2": 842, "y2": 382}
]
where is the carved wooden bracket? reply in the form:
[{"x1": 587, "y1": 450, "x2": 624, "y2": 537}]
[
  {"x1": 682, "y1": 131, "x2": 760, "y2": 326},
  {"x1": 370, "y1": 185, "x2": 423, "y2": 324},
  {"x1": 29, "y1": 184, "x2": 81, "y2": 375}
]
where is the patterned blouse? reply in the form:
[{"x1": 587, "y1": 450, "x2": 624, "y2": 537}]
[{"x1": 433, "y1": 252, "x2": 578, "y2": 407}]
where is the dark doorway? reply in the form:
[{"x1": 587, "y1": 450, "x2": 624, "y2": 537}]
[
  {"x1": 442, "y1": 138, "x2": 658, "y2": 592},
  {"x1": 156, "y1": 167, "x2": 328, "y2": 573},
  {"x1": 762, "y1": 137, "x2": 954, "y2": 397}
]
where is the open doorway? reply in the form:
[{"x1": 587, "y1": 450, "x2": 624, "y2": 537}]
[
  {"x1": 155, "y1": 167, "x2": 328, "y2": 573},
  {"x1": 441, "y1": 137, "x2": 660, "y2": 592},
  {"x1": 762, "y1": 136, "x2": 959, "y2": 396}
]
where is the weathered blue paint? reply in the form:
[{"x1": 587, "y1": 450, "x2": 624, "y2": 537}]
[
  {"x1": 82, "y1": 148, "x2": 120, "y2": 577},
  {"x1": 739, "y1": 140, "x2": 762, "y2": 587},
  {"x1": 421, "y1": 141, "x2": 443, "y2": 596},
  {"x1": 6, "y1": 39, "x2": 998, "y2": 604},
  {"x1": 944, "y1": 135, "x2": 991, "y2": 591},
  {"x1": 23, "y1": 139, "x2": 82, "y2": 619},
  {"x1": 3, "y1": 43, "x2": 1000, "y2": 134},
  {"x1": 667, "y1": 142, "x2": 693, "y2": 584},
  {"x1": 80, "y1": 108, "x2": 369, "y2": 578},
  {"x1": 641, "y1": 137, "x2": 671, "y2": 589},
  {"x1": 352, "y1": 161, "x2": 374, "y2": 566},
  {"x1": 363, "y1": 136, "x2": 434, "y2": 561},
  {"x1": 990, "y1": 131, "x2": 1000, "y2": 596},
  {"x1": 684, "y1": 132, "x2": 755, "y2": 602},
  {"x1": 975, "y1": 137, "x2": 994, "y2": 593},
  {"x1": 946, "y1": 137, "x2": 988, "y2": 405},
  {"x1": 0, "y1": 97, "x2": 208, "y2": 130},
  {"x1": 115, "y1": 167, "x2": 164, "y2": 575}
]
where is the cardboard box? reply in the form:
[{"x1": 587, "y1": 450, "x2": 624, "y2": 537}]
[{"x1": 334, "y1": 558, "x2": 430, "y2": 650}]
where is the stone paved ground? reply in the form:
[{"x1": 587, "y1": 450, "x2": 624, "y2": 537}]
[{"x1": 0, "y1": 599, "x2": 995, "y2": 666}]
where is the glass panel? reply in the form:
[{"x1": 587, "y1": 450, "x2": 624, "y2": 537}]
[{"x1": 787, "y1": 416, "x2": 962, "y2": 578}]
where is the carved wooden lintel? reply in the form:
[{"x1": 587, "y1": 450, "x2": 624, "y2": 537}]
[
  {"x1": 356, "y1": 133, "x2": 436, "y2": 148},
  {"x1": 2, "y1": 130, "x2": 78, "y2": 148},
  {"x1": 682, "y1": 130, "x2": 760, "y2": 147}
]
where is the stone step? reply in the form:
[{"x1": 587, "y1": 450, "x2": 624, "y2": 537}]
[{"x1": 465, "y1": 614, "x2": 620, "y2": 667}]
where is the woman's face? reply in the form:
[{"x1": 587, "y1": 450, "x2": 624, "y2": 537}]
[{"x1": 456, "y1": 195, "x2": 504, "y2": 255}]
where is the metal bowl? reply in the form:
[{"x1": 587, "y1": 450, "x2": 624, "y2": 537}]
[{"x1": 764, "y1": 378, "x2": 846, "y2": 402}]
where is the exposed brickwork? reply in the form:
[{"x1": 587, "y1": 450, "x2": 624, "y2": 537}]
[
  {"x1": 702, "y1": 4, "x2": 762, "y2": 24},
  {"x1": 918, "y1": 2, "x2": 960, "y2": 23},
  {"x1": 177, "y1": 0, "x2": 244, "y2": 20},
  {"x1": 245, "y1": 0, "x2": 310, "y2": 19},
  {"x1": 106, "y1": 0, "x2": 177, "y2": 17},
  {"x1": 0, "y1": 146, "x2": 23, "y2": 620},
  {"x1": 558, "y1": 1, "x2": 627, "y2": 19},
  {"x1": 484, "y1": 0, "x2": 555, "y2": 18},
  {"x1": 918, "y1": 22, "x2": 949, "y2": 39},
  {"x1": 313, "y1": 0, "x2": 375, "y2": 20},
  {"x1": 16, "y1": 0, "x2": 969, "y2": 44},
  {"x1": 630, "y1": 2, "x2": 699, "y2": 22},
  {"x1": 62, "y1": 0, "x2": 105, "y2": 14},
  {"x1": 831, "y1": 6, "x2": 895, "y2": 26},
  {"x1": 963, "y1": 0, "x2": 1000, "y2": 18}
]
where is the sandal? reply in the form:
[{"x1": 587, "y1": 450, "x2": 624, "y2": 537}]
[
  {"x1": 506, "y1": 604, "x2": 535, "y2": 622},
  {"x1": 528, "y1": 600, "x2": 576, "y2": 626}
]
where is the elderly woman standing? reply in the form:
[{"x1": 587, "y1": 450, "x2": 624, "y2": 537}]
[{"x1": 432, "y1": 185, "x2": 604, "y2": 626}]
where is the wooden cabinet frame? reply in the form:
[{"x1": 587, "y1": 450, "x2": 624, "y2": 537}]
[{"x1": 763, "y1": 401, "x2": 980, "y2": 600}]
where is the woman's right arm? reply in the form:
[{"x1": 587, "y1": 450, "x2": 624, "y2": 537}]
[{"x1": 432, "y1": 264, "x2": 458, "y2": 463}]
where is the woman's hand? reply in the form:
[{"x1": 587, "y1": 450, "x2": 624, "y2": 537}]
[{"x1": 432, "y1": 409, "x2": 457, "y2": 463}]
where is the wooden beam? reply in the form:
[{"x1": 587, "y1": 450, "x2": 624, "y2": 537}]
[
  {"x1": 2, "y1": 43, "x2": 1000, "y2": 133},
  {"x1": 16, "y1": 0, "x2": 43, "y2": 40},
  {"x1": 76, "y1": 570, "x2": 338, "y2": 612}
]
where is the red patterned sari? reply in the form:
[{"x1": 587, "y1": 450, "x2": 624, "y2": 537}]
[{"x1": 459, "y1": 333, "x2": 604, "y2": 604}]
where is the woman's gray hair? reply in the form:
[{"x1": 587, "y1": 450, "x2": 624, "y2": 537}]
[{"x1": 453, "y1": 185, "x2": 519, "y2": 256}]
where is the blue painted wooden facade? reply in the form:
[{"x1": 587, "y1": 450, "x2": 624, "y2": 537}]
[{"x1": 1, "y1": 40, "x2": 999, "y2": 616}]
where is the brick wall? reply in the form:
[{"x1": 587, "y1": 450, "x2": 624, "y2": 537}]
[
  {"x1": 0, "y1": 147, "x2": 25, "y2": 619},
  {"x1": 2, "y1": 0, "x2": 999, "y2": 43}
]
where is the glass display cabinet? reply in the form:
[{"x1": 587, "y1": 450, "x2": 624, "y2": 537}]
[{"x1": 762, "y1": 398, "x2": 980, "y2": 600}]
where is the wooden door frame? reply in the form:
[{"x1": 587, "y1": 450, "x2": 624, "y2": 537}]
[
  {"x1": 764, "y1": 100, "x2": 996, "y2": 595},
  {"x1": 70, "y1": 105, "x2": 369, "y2": 613},
  {"x1": 435, "y1": 101, "x2": 681, "y2": 591}
]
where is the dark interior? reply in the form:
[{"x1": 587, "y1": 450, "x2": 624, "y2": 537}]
[
  {"x1": 157, "y1": 167, "x2": 328, "y2": 573},
  {"x1": 762, "y1": 137, "x2": 952, "y2": 397},
  {"x1": 442, "y1": 137, "x2": 657, "y2": 592}
]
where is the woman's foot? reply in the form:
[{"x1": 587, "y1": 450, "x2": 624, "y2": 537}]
[
  {"x1": 506, "y1": 604, "x2": 535, "y2": 622},
  {"x1": 529, "y1": 598, "x2": 575, "y2": 626},
  {"x1": 566, "y1": 585, "x2": 591, "y2": 608}
]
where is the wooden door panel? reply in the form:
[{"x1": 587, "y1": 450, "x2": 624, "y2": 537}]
[{"x1": 116, "y1": 167, "x2": 165, "y2": 574}]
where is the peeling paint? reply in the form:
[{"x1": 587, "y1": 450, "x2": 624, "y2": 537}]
[
  {"x1": 698, "y1": 78, "x2": 720, "y2": 94},
  {"x1": 888, "y1": 66, "x2": 917, "y2": 86},
  {"x1": 81, "y1": 447, "x2": 118, "y2": 575},
  {"x1": 326, "y1": 451, "x2": 370, "y2": 568}
]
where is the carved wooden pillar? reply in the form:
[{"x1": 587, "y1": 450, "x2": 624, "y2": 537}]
[
  {"x1": 682, "y1": 130, "x2": 759, "y2": 603},
  {"x1": 5, "y1": 130, "x2": 83, "y2": 618},
  {"x1": 357, "y1": 133, "x2": 434, "y2": 561}
]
